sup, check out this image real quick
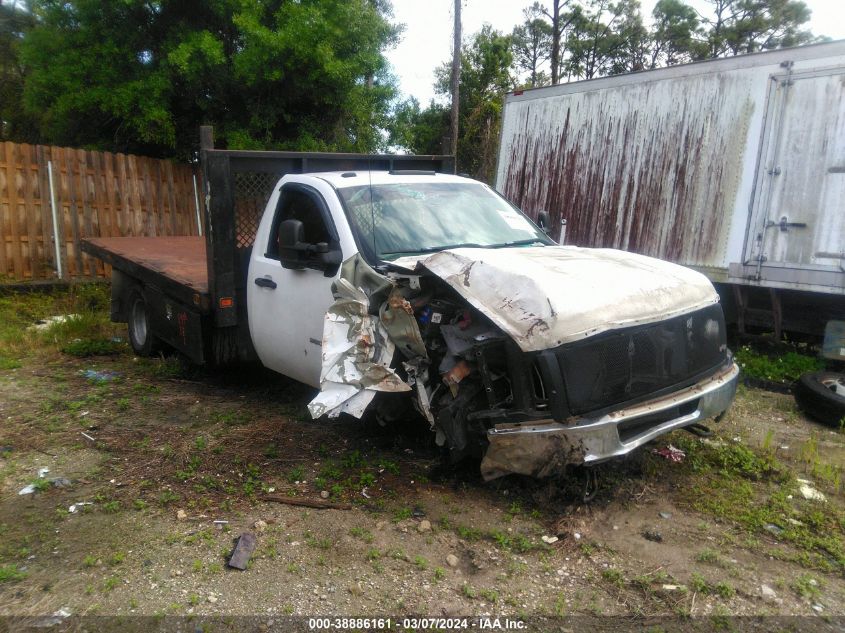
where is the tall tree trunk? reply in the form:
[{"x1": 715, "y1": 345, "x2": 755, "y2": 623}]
[{"x1": 449, "y1": 0, "x2": 461, "y2": 161}]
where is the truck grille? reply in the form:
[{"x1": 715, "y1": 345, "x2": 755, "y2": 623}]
[{"x1": 555, "y1": 303, "x2": 727, "y2": 415}]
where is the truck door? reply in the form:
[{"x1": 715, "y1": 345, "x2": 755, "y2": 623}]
[
  {"x1": 247, "y1": 183, "x2": 343, "y2": 387},
  {"x1": 744, "y1": 67, "x2": 845, "y2": 290}
]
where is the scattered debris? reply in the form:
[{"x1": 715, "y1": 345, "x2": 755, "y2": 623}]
[
  {"x1": 81, "y1": 369, "x2": 120, "y2": 383},
  {"x1": 18, "y1": 484, "x2": 36, "y2": 496},
  {"x1": 659, "y1": 512, "x2": 672, "y2": 519},
  {"x1": 260, "y1": 494, "x2": 352, "y2": 510},
  {"x1": 573, "y1": 532, "x2": 582, "y2": 541},
  {"x1": 797, "y1": 479, "x2": 827, "y2": 502},
  {"x1": 361, "y1": 487, "x2": 371, "y2": 499},
  {"x1": 213, "y1": 520, "x2": 229, "y2": 525},
  {"x1": 176, "y1": 509, "x2": 187, "y2": 521},
  {"x1": 68, "y1": 502, "x2": 93, "y2": 513},
  {"x1": 812, "y1": 604, "x2": 823, "y2": 613},
  {"x1": 80, "y1": 432, "x2": 96, "y2": 442},
  {"x1": 642, "y1": 528, "x2": 663, "y2": 543},
  {"x1": 38, "y1": 467, "x2": 50, "y2": 478},
  {"x1": 51, "y1": 477, "x2": 72, "y2": 488},
  {"x1": 319, "y1": 490, "x2": 330, "y2": 499},
  {"x1": 228, "y1": 532, "x2": 257, "y2": 570},
  {"x1": 652, "y1": 445, "x2": 685, "y2": 462},
  {"x1": 760, "y1": 584, "x2": 779, "y2": 602},
  {"x1": 29, "y1": 315, "x2": 81, "y2": 331},
  {"x1": 764, "y1": 523, "x2": 784, "y2": 537},
  {"x1": 662, "y1": 584, "x2": 683, "y2": 592},
  {"x1": 446, "y1": 554, "x2": 459, "y2": 567},
  {"x1": 417, "y1": 520, "x2": 431, "y2": 533},
  {"x1": 541, "y1": 535, "x2": 559, "y2": 544},
  {"x1": 207, "y1": 594, "x2": 219, "y2": 604},
  {"x1": 253, "y1": 520, "x2": 267, "y2": 533}
]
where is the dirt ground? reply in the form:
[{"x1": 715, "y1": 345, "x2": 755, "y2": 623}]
[{"x1": 0, "y1": 288, "x2": 843, "y2": 631}]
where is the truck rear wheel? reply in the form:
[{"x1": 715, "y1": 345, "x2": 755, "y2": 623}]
[{"x1": 127, "y1": 289, "x2": 159, "y2": 357}]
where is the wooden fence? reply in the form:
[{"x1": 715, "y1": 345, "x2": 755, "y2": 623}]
[{"x1": 0, "y1": 141, "x2": 202, "y2": 282}]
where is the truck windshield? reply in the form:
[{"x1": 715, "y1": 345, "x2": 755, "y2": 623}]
[{"x1": 336, "y1": 182, "x2": 552, "y2": 262}]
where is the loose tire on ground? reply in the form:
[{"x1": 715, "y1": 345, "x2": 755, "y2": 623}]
[
  {"x1": 127, "y1": 288, "x2": 159, "y2": 357},
  {"x1": 794, "y1": 371, "x2": 845, "y2": 427}
]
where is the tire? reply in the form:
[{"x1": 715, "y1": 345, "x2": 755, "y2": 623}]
[
  {"x1": 794, "y1": 371, "x2": 845, "y2": 427},
  {"x1": 127, "y1": 288, "x2": 159, "y2": 357}
]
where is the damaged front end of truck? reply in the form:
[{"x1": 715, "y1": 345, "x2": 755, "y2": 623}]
[{"x1": 309, "y1": 244, "x2": 739, "y2": 481}]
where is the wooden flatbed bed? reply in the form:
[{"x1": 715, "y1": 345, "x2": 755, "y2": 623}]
[{"x1": 81, "y1": 237, "x2": 210, "y2": 312}]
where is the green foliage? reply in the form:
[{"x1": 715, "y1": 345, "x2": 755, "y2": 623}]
[
  {"x1": 0, "y1": 564, "x2": 27, "y2": 583},
  {"x1": 735, "y1": 345, "x2": 824, "y2": 384},
  {"x1": 11, "y1": 0, "x2": 400, "y2": 157}
]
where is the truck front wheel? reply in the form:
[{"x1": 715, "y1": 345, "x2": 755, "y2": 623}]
[{"x1": 127, "y1": 289, "x2": 159, "y2": 357}]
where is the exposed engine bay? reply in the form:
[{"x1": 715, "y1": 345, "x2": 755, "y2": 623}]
[{"x1": 309, "y1": 247, "x2": 738, "y2": 480}]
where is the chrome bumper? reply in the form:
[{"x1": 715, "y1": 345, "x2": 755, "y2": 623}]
[{"x1": 480, "y1": 361, "x2": 740, "y2": 480}]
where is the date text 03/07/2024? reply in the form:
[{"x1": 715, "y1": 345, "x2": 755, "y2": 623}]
[{"x1": 307, "y1": 617, "x2": 527, "y2": 630}]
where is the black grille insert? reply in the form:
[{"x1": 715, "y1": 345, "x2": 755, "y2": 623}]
[{"x1": 557, "y1": 304, "x2": 726, "y2": 416}]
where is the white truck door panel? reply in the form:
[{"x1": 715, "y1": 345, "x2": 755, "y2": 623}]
[{"x1": 247, "y1": 177, "x2": 357, "y2": 387}]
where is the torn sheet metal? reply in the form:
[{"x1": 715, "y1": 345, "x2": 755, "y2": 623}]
[
  {"x1": 392, "y1": 245, "x2": 719, "y2": 352},
  {"x1": 307, "y1": 279, "x2": 410, "y2": 419}
]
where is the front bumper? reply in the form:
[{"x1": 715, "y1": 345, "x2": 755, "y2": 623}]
[{"x1": 480, "y1": 361, "x2": 740, "y2": 480}]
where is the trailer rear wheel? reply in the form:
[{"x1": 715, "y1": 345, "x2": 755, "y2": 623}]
[
  {"x1": 794, "y1": 371, "x2": 845, "y2": 427},
  {"x1": 127, "y1": 289, "x2": 159, "y2": 357}
]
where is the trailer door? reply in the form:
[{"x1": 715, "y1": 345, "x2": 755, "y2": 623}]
[{"x1": 743, "y1": 67, "x2": 845, "y2": 290}]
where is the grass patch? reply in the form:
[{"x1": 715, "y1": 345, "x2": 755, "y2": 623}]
[
  {"x1": 0, "y1": 564, "x2": 27, "y2": 583},
  {"x1": 735, "y1": 345, "x2": 824, "y2": 385}
]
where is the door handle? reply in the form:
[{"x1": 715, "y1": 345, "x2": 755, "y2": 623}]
[{"x1": 254, "y1": 277, "x2": 277, "y2": 289}]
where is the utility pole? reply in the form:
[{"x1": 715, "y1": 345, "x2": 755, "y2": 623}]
[{"x1": 449, "y1": 0, "x2": 461, "y2": 162}]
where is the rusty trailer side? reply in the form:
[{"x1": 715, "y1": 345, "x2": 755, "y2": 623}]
[{"x1": 496, "y1": 40, "x2": 845, "y2": 301}]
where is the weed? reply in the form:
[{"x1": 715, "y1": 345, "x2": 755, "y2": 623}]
[
  {"x1": 689, "y1": 572, "x2": 708, "y2": 594},
  {"x1": 366, "y1": 548, "x2": 381, "y2": 561},
  {"x1": 108, "y1": 551, "x2": 125, "y2": 566},
  {"x1": 714, "y1": 581, "x2": 735, "y2": 599},
  {"x1": 287, "y1": 466, "x2": 305, "y2": 483},
  {"x1": 102, "y1": 501, "x2": 121, "y2": 513},
  {"x1": 359, "y1": 472, "x2": 376, "y2": 487},
  {"x1": 189, "y1": 594, "x2": 200, "y2": 606},
  {"x1": 461, "y1": 583, "x2": 477, "y2": 599},
  {"x1": 263, "y1": 444, "x2": 279, "y2": 459},
  {"x1": 132, "y1": 498, "x2": 148, "y2": 511},
  {"x1": 115, "y1": 397, "x2": 131, "y2": 412},
  {"x1": 0, "y1": 564, "x2": 27, "y2": 582},
  {"x1": 414, "y1": 555, "x2": 428, "y2": 570},
  {"x1": 735, "y1": 346, "x2": 823, "y2": 384},
  {"x1": 157, "y1": 490, "x2": 180, "y2": 506},
  {"x1": 601, "y1": 568, "x2": 624, "y2": 587},
  {"x1": 102, "y1": 576, "x2": 120, "y2": 592},
  {"x1": 349, "y1": 527, "x2": 374, "y2": 543},
  {"x1": 208, "y1": 562, "x2": 223, "y2": 574},
  {"x1": 480, "y1": 588, "x2": 499, "y2": 603},
  {"x1": 192, "y1": 559, "x2": 203, "y2": 573},
  {"x1": 433, "y1": 567, "x2": 445, "y2": 582},
  {"x1": 83, "y1": 555, "x2": 97, "y2": 568},
  {"x1": 392, "y1": 507, "x2": 413, "y2": 522},
  {"x1": 791, "y1": 574, "x2": 822, "y2": 600},
  {"x1": 342, "y1": 450, "x2": 364, "y2": 469}
]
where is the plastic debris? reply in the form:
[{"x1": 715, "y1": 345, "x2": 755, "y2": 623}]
[
  {"x1": 642, "y1": 528, "x2": 663, "y2": 543},
  {"x1": 51, "y1": 477, "x2": 72, "y2": 488},
  {"x1": 652, "y1": 445, "x2": 685, "y2": 462},
  {"x1": 541, "y1": 535, "x2": 559, "y2": 544},
  {"x1": 80, "y1": 432, "x2": 96, "y2": 442},
  {"x1": 38, "y1": 467, "x2": 50, "y2": 478},
  {"x1": 81, "y1": 369, "x2": 119, "y2": 383},
  {"x1": 29, "y1": 315, "x2": 81, "y2": 331},
  {"x1": 18, "y1": 484, "x2": 36, "y2": 495},
  {"x1": 797, "y1": 479, "x2": 827, "y2": 502},
  {"x1": 764, "y1": 523, "x2": 784, "y2": 537},
  {"x1": 361, "y1": 487, "x2": 371, "y2": 499},
  {"x1": 68, "y1": 502, "x2": 93, "y2": 513},
  {"x1": 659, "y1": 511, "x2": 672, "y2": 519}
]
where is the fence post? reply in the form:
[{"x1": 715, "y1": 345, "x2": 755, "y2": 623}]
[{"x1": 47, "y1": 160, "x2": 64, "y2": 280}]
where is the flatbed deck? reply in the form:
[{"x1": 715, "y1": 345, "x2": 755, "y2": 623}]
[{"x1": 81, "y1": 237, "x2": 210, "y2": 312}]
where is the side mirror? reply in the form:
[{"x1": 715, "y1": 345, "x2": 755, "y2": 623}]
[
  {"x1": 537, "y1": 210, "x2": 552, "y2": 235},
  {"x1": 279, "y1": 219, "x2": 306, "y2": 268},
  {"x1": 278, "y1": 219, "x2": 341, "y2": 276}
]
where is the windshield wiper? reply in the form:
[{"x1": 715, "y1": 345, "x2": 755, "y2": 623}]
[
  {"x1": 381, "y1": 242, "x2": 489, "y2": 256},
  {"x1": 492, "y1": 238, "x2": 548, "y2": 248}
]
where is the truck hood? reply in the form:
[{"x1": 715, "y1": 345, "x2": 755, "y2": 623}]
[{"x1": 392, "y1": 245, "x2": 719, "y2": 352}]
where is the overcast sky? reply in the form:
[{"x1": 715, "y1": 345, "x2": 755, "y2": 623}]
[{"x1": 386, "y1": 0, "x2": 845, "y2": 104}]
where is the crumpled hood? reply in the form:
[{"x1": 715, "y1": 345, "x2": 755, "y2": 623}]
[{"x1": 392, "y1": 245, "x2": 719, "y2": 352}]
